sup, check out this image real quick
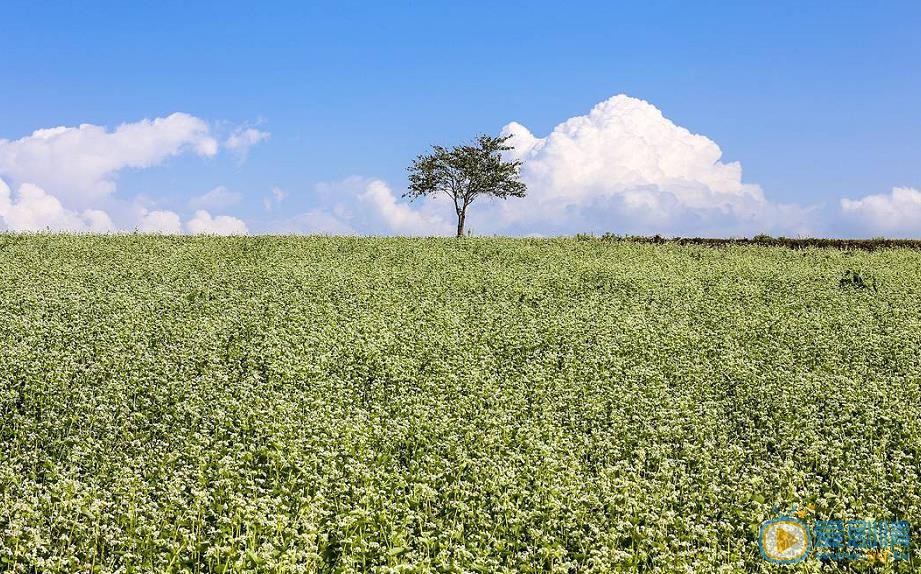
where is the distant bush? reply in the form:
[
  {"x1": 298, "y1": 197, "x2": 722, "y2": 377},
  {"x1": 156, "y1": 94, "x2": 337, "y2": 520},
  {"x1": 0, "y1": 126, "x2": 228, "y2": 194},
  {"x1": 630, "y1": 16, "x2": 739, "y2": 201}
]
[{"x1": 839, "y1": 269, "x2": 878, "y2": 292}]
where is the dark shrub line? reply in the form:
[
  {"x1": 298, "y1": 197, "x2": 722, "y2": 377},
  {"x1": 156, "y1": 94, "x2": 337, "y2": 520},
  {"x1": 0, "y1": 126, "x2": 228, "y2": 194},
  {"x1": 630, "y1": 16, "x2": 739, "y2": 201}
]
[{"x1": 591, "y1": 234, "x2": 921, "y2": 251}]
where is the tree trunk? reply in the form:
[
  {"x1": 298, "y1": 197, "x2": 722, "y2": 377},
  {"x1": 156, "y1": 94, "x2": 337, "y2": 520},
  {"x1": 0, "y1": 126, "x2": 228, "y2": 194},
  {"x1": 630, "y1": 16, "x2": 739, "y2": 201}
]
[{"x1": 456, "y1": 208, "x2": 466, "y2": 238}]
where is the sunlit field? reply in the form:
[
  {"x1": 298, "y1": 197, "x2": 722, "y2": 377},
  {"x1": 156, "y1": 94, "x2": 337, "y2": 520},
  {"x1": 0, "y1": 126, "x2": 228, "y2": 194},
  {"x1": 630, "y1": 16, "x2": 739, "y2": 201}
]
[{"x1": 1, "y1": 235, "x2": 918, "y2": 572}]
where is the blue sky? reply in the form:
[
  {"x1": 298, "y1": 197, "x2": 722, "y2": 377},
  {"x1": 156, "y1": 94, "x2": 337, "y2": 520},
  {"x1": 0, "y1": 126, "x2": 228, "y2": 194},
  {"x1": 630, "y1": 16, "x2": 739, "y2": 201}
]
[{"x1": 1, "y1": 1, "x2": 920, "y2": 236}]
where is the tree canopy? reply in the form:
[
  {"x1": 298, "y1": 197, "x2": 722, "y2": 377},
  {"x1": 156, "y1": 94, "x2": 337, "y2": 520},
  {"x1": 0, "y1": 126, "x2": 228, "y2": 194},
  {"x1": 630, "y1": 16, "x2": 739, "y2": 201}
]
[{"x1": 405, "y1": 134, "x2": 526, "y2": 237}]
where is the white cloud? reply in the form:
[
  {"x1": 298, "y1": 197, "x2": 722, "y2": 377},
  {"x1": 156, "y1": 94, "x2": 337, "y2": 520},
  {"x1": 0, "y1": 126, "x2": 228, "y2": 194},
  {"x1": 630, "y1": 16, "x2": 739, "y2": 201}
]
[
  {"x1": 138, "y1": 209, "x2": 182, "y2": 234},
  {"x1": 263, "y1": 186, "x2": 288, "y2": 212},
  {"x1": 225, "y1": 128, "x2": 270, "y2": 159},
  {"x1": 0, "y1": 179, "x2": 114, "y2": 232},
  {"x1": 840, "y1": 187, "x2": 921, "y2": 237},
  {"x1": 359, "y1": 180, "x2": 453, "y2": 235},
  {"x1": 189, "y1": 185, "x2": 241, "y2": 209},
  {"x1": 186, "y1": 210, "x2": 248, "y2": 235},
  {"x1": 293, "y1": 95, "x2": 817, "y2": 238},
  {"x1": 494, "y1": 94, "x2": 815, "y2": 236},
  {"x1": 286, "y1": 210, "x2": 357, "y2": 235},
  {"x1": 81, "y1": 209, "x2": 114, "y2": 232},
  {"x1": 4, "y1": 101, "x2": 916, "y2": 238},
  {"x1": 0, "y1": 113, "x2": 217, "y2": 205},
  {"x1": 284, "y1": 176, "x2": 452, "y2": 235}
]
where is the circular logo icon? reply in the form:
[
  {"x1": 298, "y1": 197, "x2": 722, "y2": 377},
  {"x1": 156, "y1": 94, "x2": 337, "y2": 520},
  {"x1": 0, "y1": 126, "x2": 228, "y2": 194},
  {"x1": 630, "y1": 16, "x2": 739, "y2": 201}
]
[{"x1": 759, "y1": 518, "x2": 811, "y2": 564}]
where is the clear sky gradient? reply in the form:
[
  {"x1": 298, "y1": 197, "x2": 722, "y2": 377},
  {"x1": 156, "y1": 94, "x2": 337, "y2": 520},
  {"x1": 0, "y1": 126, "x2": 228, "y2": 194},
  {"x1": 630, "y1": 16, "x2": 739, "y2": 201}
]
[{"x1": 2, "y1": 1, "x2": 920, "y2": 236}]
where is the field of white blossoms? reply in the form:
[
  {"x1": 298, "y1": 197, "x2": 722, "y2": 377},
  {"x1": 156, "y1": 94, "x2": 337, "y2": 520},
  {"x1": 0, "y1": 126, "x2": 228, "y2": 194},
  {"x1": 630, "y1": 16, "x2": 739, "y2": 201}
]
[{"x1": 0, "y1": 235, "x2": 918, "y2": 573}]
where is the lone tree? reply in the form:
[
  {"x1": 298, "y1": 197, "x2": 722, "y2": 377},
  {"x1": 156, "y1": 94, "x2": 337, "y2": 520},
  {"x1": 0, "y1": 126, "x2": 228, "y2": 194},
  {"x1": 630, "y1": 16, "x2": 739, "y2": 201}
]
[{"x1": 406, "y1": 134, "x2": 526, "y2": 237}]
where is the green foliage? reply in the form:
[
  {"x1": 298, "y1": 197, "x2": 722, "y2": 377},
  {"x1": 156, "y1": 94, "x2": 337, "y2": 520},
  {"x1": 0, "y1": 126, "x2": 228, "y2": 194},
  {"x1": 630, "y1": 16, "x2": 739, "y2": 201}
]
[{"x1": 0, "y1": 235, "x2": 919, "y2": 573}]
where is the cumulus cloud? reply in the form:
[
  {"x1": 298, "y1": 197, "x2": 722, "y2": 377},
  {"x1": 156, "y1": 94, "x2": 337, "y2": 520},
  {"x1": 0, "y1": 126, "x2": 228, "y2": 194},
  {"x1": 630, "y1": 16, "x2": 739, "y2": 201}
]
[
  {"x1": 225, "y1": 128, "x2": 270, "y2": 159},
  {"x1": 186, "y1": 210, "x2": 248, "y2": 235},
  {"x1": 493, "y1": 94, "x2": 815, "y2": 236},
  {"x1": 138, "y1": 209, "x2": 182, "y2": 234},
  {"x1": 303, "y1": 95, "x2": 818, "y2": 237},
  {"x1": 0, "y1": 179, "x2": 114, "y2": 232},
  {"x1": 283, "y1": 176, "x2": 452, "y2": 235},
  {"x1": 3, "y1": 100, "x2": 915, "y2": 238},
  {"x1": 840, "y1": 187, "x2": 921, "y2": 237},
  {"x1": 189, "y1": 185, "x2": 241, "y2": 209},
  {"x1": 0, "y1": 113, "x2": 270, "y2": 234},
  {"x1": 359, "y1": 180, "x2": 454, "y2": 235},
  {"x1": 0, "y1": 113, "x2": 217, "y2": 205},
  {"x1": 274, "y1": 95, "x2": 818, "y2": 237}
]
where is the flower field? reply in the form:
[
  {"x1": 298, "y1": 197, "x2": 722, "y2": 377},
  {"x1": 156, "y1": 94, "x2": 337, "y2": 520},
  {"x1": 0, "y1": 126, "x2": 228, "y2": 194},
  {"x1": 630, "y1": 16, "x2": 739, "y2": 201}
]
[{"x1": 0, "y1": 235, "x2": 919, "y2": 573}]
